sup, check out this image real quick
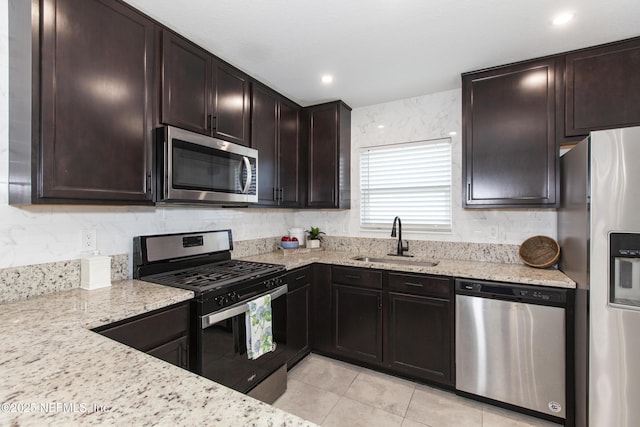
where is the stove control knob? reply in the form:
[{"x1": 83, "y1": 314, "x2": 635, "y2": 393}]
[
  {"x1": 216, "y1": 297, "x2": 224, "y2": 306},
  {"x1": 230, "y1": 292, "x2": 238, "y2": 302}
]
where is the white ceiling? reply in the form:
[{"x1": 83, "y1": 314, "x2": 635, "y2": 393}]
[{"x1": 123, "y1": 0, "x2": 640, "y2": 108}]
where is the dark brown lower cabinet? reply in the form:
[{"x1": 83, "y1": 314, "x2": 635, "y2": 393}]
[
  {"x1": 311, "y1": 265, "x2": 453, "y2": 388},
  {"x1": 94, "y1": 302, "x2": 190, "y2": 370},
  {"x1": 312, "y1": 264, "x2": 333, "y2": 354},
  {"x1": 386, "y1": 272, "x2": 453, "y2": 386},
  {"x1": 286, "y1": 267, "x2": 312, "y2": 368},
  {"x1": 387, "y1": 292, "x2": 451, "y2": 385},
  {"x1": 147, "y1": 335, "x2": 190, "y2": 369},
  {"x1": 332, "y1": 283, "x2": 383, "y2": 364}
]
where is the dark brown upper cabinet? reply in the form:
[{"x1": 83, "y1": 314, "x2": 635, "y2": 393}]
[
  {"x1": 305, "y1": 101, "x2": 351, "y2": 209},
  {"x1": 161, "y1": 30, "x2": 212, "y2": 136},
  {"x1": 212, "y1": 60, "x2": 251, "y2": 146},
  {"x1": 251, "y1": 83, "x2": 302, "y2": 207},
  {"x1": 565, "y1": 37, "x2": 640, "y2": 137},
  {"x1": 17, "y1": 0, "x2": 157, "y2": 204},
  {"x1": 462, "y1": 58, "x2": 559, "y2": 208},
  {"x1": 161, "y1": 30, "x2": 250, "y2": 146}
]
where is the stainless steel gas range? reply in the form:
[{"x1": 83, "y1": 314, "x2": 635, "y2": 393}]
[{"x1": 133, "y1": 229, "x2": 289, "y2": 403}]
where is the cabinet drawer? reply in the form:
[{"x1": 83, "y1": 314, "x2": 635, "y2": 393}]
[
  {"x1": 287, "y1": 266, "x2": 311, "y2": 291},
  {"x1": 97, "y1": 303, "x2": 190, "y2": 352},
  {"x1": 332, "y1": 266, "x2": 382, "y2": 289},
  {"x1": 388, "y1": 273, "x2": 450, "y2": 299}
]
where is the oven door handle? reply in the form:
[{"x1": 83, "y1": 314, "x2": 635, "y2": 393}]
[{"x1": 201, "y1": 284, "x2": 288, "y2": 329}]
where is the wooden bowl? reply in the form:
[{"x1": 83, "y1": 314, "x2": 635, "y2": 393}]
[{"x1": 519, "y1": 236, "x2": 560, "y2": 268}]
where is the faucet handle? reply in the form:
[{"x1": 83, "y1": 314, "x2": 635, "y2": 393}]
[{"x1": 402, "y1": 240, "x2": 409, "y2": 252}]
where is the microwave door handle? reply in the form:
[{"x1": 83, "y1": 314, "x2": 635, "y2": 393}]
[{"x1": 241, "y1": 156, "x2": 252, "y2": 194}]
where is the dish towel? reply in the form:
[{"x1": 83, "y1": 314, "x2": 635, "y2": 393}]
[{"x1": 245, "y1": 294, "x2": 275, "y2": 360}]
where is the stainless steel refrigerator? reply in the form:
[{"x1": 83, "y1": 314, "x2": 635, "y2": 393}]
[{"x1": 559, "y1": 126, "x2": 640, "y2": 427}]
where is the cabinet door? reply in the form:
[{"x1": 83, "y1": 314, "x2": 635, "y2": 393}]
[
  {"x1": 251, "y1": 84, "x2": 279, "y2": 205},
  {"x1": 565, "y1": 38, "x2": 640, "y2": 136},
  {"x1": 278, "y1": 98, "x2": 302, "y2": 207},
  {"x1": 307, "y1": 104, "x2": 337, "y2": 207},
  {"x1": 287, "y1": 282, "x2": 311, "y2": 368},
  {"x1": 147, "y1": 335, "x2": 190, "y2": 370},
  {"x1": 333, "y1": 284, "x2": 383, "y2": 364},
  {"x1": 95, "y1": 302, "x2": 190, "y2": 370},
  {"x1": 212, "y1": 59, "x2": 251, "y2": 146},
  {"x1": 312, "y1": 264, "x2": 333, "y2": 353},
  {"x1": 161, "y1": 30, "x2": 212, "y2": 135},
  {"x1": 306, "y1": 101, "x2": 351, "y2": 209},
  {"x1": 40, "y1": 0, "x2": 155, "y2": 202},
  {"x1": 387, "y1": 292, "x2": 451, "y2": 385},
  {"x1": 462, "y1": 59, "x2": 558, "y2": 207}
]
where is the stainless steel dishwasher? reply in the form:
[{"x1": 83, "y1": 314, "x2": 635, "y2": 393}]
[{"x1": 455, "y1": 278, "x2": 568, "y2": 421}]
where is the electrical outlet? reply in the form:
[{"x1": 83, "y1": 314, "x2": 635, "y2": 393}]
[{"x1": 81, "y1": 228, "x2": 97, "y2": 252}]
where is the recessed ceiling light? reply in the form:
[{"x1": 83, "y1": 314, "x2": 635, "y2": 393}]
[
  {"x1": 377, "y1": 125, "x2": 385, "y2": 129},
  {"x1": 552, "y1": 12, "x2": 574, "y2": 26},
  {"x1": 321, "y1": 75, "x2": 333, "y2": 84},
  {"x1": 449, "y1": 131, "x2": 457, "y2": 136}
]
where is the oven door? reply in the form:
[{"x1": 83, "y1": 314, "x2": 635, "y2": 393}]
[
  {"x1": 196, "y1": 285, "x2": 288, "y2": 395},
  {"x1": 158, "y1": 126, "x2": 258, "y2": 204}
]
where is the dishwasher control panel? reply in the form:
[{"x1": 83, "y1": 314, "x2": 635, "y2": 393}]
[{"x1": 456, "y1": 279, "x2": 567, "y2": 305}]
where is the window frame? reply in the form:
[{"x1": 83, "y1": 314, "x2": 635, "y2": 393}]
[{"x1": 359, "y1": 137, "x2": 453, "y2": 233}]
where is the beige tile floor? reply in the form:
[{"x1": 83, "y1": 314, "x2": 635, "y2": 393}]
[{"x1": 274, "y1": 354, "x2": 560, "y2": 427}]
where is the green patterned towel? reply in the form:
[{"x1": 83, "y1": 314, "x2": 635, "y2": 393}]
[{"x1": 245, "y1": 294, "x2": 275, "y2": 360}]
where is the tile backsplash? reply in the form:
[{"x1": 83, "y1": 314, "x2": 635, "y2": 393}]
[
  {"x1": 0, "y1": 254, "x2": 128, "y2": 304},
  {"x1": 0, "y1": 236, "x2": 526, "y2": 303}
]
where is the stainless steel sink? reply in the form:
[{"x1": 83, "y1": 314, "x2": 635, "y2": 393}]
[{"x1": 351, "y1": 255, "x2": 439, "y2": 267}]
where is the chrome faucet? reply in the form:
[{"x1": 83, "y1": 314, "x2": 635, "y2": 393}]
[{"x1": 390, "y1": 216, "x2": 410, "y2": 256}]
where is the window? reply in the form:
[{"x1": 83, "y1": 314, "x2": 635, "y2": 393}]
[{"x1": 360, "y1": 138, "x2": 452, "y2": 232}]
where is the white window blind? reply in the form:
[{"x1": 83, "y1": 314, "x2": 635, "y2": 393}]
[{"x1": 360, "y1": 138, "x2": 452, "y2": 232}]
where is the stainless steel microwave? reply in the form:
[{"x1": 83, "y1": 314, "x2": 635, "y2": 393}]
[{"x1": 156, "y1": 126, "x2": 258, "y2": 204}]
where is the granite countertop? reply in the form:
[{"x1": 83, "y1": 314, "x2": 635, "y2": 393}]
[
  {"x1": 0, "y1": 280, "x2": 312, "y2": 426},
  {"x1": 242, "y1": 249, "x2": 575, "y2": 289}
]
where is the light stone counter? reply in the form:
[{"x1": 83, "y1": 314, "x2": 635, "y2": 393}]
[
  {"x1": 242, "y1": 250, "x2": 575, "y2": 289},
  {"x1": 0, "y1": 280, "x2": 313, "y2": 426}
]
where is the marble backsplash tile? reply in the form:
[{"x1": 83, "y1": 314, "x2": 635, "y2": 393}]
[
  {"x1": 231, "y1": 237, "x2": 281, "y2": 258},
  {"x1": 0, "y1": 254, "x2": 128, "y2": 303},
  {"x1": 234, "y1": 235, "x2": 522, "y2": 264},
  {"x1": 321, "y1": 236, "x2": 522, "y2": 264},
  {"x1": 1, "y1": 236, "x2": 522, "y2": 304}
]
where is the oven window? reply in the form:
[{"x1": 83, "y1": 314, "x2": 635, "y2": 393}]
[{"x1": 172, "y1": 139, "x2": 255, "y2": 194}]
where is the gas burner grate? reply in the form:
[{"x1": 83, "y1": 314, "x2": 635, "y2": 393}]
[{"x1": 146, "y1": 260, "x2": 285, "y2": 291}]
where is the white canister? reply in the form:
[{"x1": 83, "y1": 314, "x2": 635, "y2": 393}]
[{"x1": 288, "y1": 228, "x2": 305, "y2": 247}]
